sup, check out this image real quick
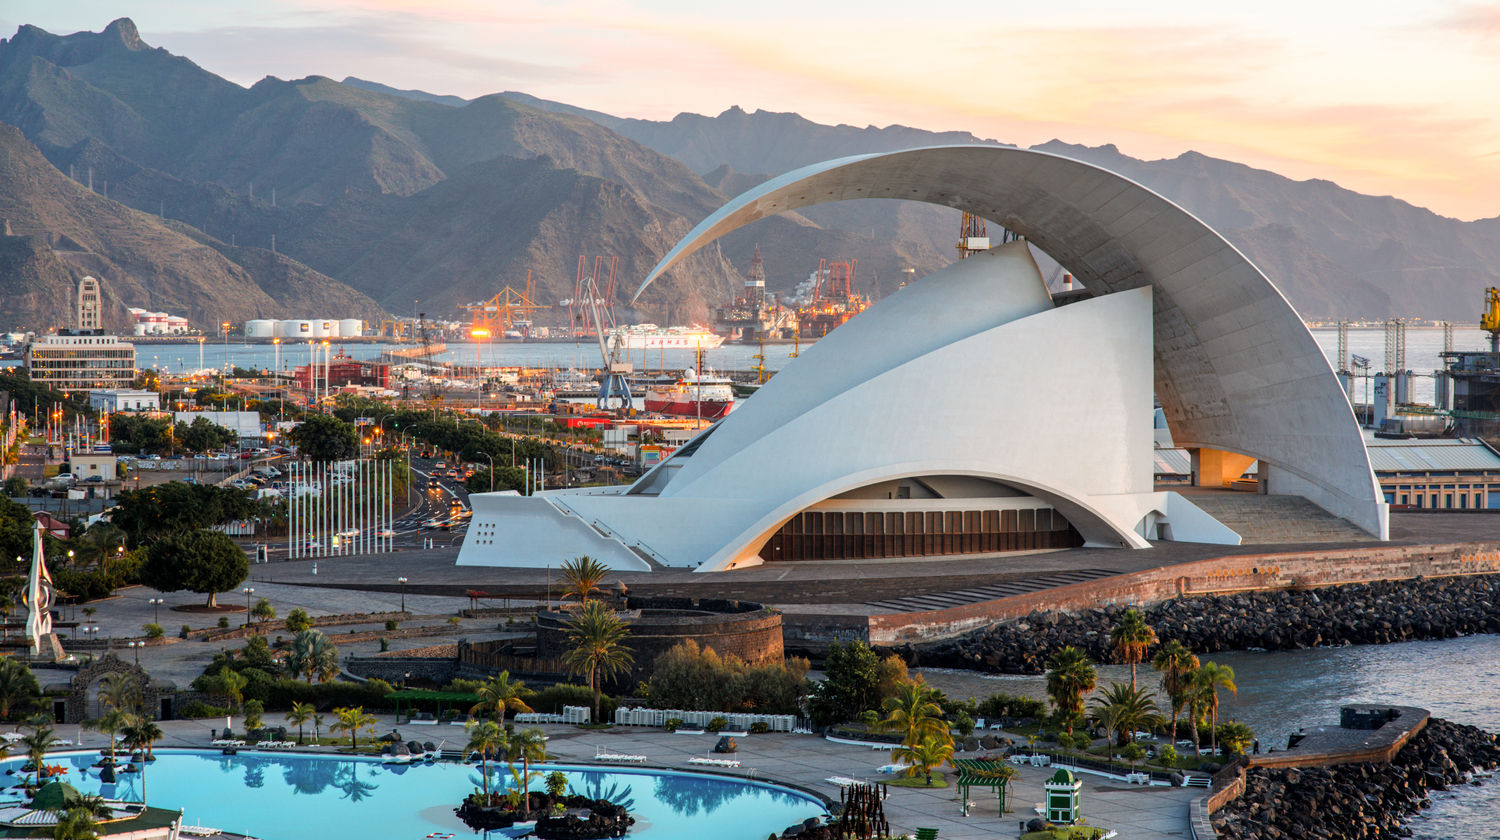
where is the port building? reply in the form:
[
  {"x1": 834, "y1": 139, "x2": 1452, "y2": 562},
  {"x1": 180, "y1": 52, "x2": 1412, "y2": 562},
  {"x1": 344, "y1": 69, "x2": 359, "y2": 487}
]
[
  {"x1": 460, "y1": 146, "x2": 1387, "y2": 572},
  {"x1": 25, "y1": 277, "x2": 136, "y2": 392}
]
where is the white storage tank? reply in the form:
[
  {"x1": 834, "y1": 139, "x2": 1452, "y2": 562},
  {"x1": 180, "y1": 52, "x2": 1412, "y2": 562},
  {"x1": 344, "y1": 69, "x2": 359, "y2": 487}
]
[
  {"x1": 338, "y1": 319, "x2": 363, "y2": 338},
  {"x1": 309, "y1": 320, "x2": 333, "y2": 338},
  {"x1": 245, "y1": 319, "x2": 277, "y2": 338},
  {"x1": 277, "y1": 319, "x2": 314, "y2": 338}
]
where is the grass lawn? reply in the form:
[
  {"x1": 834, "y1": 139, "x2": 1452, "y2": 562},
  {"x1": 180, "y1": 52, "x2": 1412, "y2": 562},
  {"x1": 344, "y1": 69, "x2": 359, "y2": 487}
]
[{"x1": 887, "y1": 771, "x2": 948, "y2": 789}]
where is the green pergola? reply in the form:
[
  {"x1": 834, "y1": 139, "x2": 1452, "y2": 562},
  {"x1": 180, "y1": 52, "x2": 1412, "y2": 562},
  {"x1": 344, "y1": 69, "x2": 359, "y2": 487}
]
[
  {"x1": 388, "y1": 689, "x2": 482, "y2": 723},
  {"x1": 951, "y1": 758, "x2": 1016, "y2": 817}
]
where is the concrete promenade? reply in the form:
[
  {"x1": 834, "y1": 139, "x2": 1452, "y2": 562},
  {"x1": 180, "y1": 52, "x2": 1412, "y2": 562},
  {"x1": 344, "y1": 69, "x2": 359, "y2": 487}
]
[{"x1": 5, "y1": 716, "x2": 1199, "y2": 840}]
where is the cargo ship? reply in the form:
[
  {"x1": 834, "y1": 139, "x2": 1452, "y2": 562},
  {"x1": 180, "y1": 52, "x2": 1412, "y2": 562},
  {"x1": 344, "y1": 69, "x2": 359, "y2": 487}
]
[
  {"x1": 641, "y1": 369, "x2": 736, "y2": 419},
  {"x1": 607, "y1": 324, "x2": 724, "y2": 351}
]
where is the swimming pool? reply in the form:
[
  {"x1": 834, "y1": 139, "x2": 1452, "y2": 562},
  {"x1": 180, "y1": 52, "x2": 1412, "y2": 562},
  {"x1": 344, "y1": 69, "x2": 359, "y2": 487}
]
[{"x1": 2, "y1": 750, "x2": 826, "y2": 839}]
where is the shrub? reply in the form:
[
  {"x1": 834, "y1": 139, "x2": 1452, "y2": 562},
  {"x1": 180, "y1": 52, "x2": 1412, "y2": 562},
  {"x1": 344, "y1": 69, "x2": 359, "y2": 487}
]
[
  {"x1": 180, "y1": 700, "x2": 231, "y2": 719},
  {"x1": 143, "y1": 623, "x2": 165, "y2": 640},
  {"x1": 706, "y1": 716, "x2": 727, "y2": 733},
  {"x1": 1121, "y1": 742, "x2": 1147, "y2": 764},
  {"x1": 384, "y1": 619, "x2": 399, "y2": 631},
  {"x1": 530, "y1": 684, "x2": 616, "y2": 721},
  {"x1": 285, "y1": 608, "x2": 313, "y2": 633},
  {"x1": 217, "y1": 617, "x2": 230, "y2": 629},
  {"x1": 664, "y1": 718, "x2": 682, "y2": 733},
  {"x1": 244, "y1": 699, "x2": 265, "y2": 731},
  {"x1": 179, "y1": 624, "x2": 192, "y2": 639},
  {"x1": 749, "y1": 722, "x2": 770, "y2": 734},
  {"x1": 1217, "y1": 721, "x2": 1256, "y2": 756},
  {"x1": 646, "y1": 640, "x2": 809, "y2": 714},
  {"x1": 379, "y1": 638, "x2": 389, "y2": 652},
  {"x1": 976, "y1": 692, "x2": 1048, "y2": 721},
  {"x1": 1159, "y1": 744, "x2": 1179, "y2": 766},
  {"x1": 954, "y1": 711, "x2": 975, "y2": 739}
]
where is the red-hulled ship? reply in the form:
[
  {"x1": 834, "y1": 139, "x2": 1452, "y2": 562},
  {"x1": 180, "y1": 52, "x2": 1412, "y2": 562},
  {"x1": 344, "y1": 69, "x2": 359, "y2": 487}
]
[{"x1": 641, "y1": 369, "x2": 736, "y2": 419}]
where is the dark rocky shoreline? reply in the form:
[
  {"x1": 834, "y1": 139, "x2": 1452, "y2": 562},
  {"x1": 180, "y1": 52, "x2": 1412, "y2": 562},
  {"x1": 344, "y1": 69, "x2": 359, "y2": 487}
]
[
  {"x1": 902, "y1": 575, "x2": 1500, "y2": 674},
  {"x1": 1214, "y1": 718, "x2": 1500, "y2": 839}
]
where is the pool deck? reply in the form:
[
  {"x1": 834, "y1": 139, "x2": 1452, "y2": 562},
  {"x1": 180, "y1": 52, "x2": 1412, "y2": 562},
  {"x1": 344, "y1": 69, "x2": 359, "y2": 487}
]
[{"x1": 9, "y1": 716, "x2": 1197, "y2": 840}]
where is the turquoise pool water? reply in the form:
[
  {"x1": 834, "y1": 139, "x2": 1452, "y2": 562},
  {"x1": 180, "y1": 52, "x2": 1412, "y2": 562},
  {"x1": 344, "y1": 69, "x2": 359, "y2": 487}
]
[{"x1": 1, "y1": 750, "x2": 826, "y2": 840}]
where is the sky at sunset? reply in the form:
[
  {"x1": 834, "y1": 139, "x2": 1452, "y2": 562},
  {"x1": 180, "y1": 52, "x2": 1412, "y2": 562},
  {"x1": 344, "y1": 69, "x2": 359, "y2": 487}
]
[{"x1": 4, "y1": 1, "x2": 1498, "y2": 220}]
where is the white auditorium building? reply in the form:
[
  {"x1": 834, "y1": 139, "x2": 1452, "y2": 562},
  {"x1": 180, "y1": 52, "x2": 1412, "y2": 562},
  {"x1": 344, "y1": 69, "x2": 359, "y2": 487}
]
[{"x1": 458, "y1": 146, "x2": 1387, "y2": 572}]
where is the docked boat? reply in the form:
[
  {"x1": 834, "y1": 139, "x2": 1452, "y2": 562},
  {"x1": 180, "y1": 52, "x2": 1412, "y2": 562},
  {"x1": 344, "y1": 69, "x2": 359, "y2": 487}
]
[
  {"x1": 607, "y1": 323, "x2": 725, "y2": 351},
  {"x1": 642, "y1": 369, "x2": 735, "y2": 419}
]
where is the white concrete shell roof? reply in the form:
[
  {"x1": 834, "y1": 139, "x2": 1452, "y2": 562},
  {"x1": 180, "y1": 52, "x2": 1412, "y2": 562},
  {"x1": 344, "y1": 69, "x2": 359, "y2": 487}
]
[{"x1": 635, "y1": 145, "x2": 1386, "y2": 538}]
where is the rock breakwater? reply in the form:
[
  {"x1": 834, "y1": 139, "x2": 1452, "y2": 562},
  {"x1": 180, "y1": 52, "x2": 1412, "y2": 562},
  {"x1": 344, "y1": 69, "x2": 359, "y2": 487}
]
[
  {"x1": 907, "y1": 575, "x2": 1500, "y2": 674},
  {"x1": 1214, "y1": 718, "x2": 1500, "y2": 839}
]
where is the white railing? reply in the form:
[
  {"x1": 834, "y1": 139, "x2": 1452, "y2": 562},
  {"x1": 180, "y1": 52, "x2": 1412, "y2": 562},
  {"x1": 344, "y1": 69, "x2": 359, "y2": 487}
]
[{"x1": 612, "y1": 707, "x2": 796, "y2": 732}]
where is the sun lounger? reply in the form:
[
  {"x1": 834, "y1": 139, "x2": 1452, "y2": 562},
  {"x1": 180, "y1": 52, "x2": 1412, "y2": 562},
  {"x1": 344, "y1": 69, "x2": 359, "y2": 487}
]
[
  {"x1": 825, "y1": 776, "x2": 861, "y2": 786},
  {"x1": 594, "y1": 747, "x2": 647, "y2": 762},
  {"x1": 689, "y1": 757, "x2": 741, "y2": 768}
]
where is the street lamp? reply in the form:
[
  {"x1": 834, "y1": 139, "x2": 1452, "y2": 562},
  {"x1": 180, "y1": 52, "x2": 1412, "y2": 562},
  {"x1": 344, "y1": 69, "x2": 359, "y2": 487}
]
[
  {"x1": 148, "y1": 597, "x2": 164, "y2": 624},
  {"x1": 222, "y1": 322, "x2": 231, "y2": 376},
  {"x1": 242, "y1": 587, "x2": 255, "y2": 627},
  {"x1": 128, "y1": 639, "x2": 143, "y2": 667},
  {"x1": 398, "y1": 577, "x2": 408, "y2": 614},
  {"x1": 481, "y1": 451, "x2": 494, "y2": 492},
  {"x1": 471, "y1": 327, "x2": 490, "y2": 407}
]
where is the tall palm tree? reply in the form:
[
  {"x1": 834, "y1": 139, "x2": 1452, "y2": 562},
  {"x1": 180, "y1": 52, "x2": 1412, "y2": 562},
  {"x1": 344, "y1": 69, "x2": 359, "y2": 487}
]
[
  {"x1": 91, "y1": 709, "x2": 134, "y2": 765},
  {"x1": 1044, "y1": 646, "x2": 1097, "y2": 735},
  {"x1": 561, "y1": 600, "x2": 634, "y2": 723},
  {"x1": 558, "y1": 556, "x2": 610, "y2": 607},
  {"x1": 1087, "y1": 682, "x2": 1165, "y2": 755},
  {"x1": 121, "y1": 717, "x2": 162, "y2": 805},
  {"x1": 285, "y1": 702, "x2": 316, "y2": 745},
  {"x1": 97, "y1": 672, "x2": 141, "y2": 715},
  {"x1": 875, "y1": 678, "x2": 951, "y2": 751},
  {"x1": 1108, "y1": 609, "x2": 1158, "y2": 690},
  {"x1": 508, "y1": 728, "x2": 548, "y2": 820},
  {"x1": 465, "y1": 720, "x2": 506, "y2": 805},
  {"x1": 468, "y1": 672, "x2": 532, "y2": 724},
  {"x1": 1152, "y1": 640, "x2": 1199, "y2": 742},
  {"x1": 219, "y1": 670, "x2": 247, "y2": 713},
  {"x1": 892, "y1": 733, "x2": 954, "y2": 786},
  {"x1": 312, "y1": 712, "x2": 325, "y2": 745},
  {"x1": 1194, "y1": 662, "x2": 1237, "y2": 755}
]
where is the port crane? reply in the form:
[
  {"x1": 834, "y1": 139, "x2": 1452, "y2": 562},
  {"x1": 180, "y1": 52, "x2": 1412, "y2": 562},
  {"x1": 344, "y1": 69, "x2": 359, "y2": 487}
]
[
  {"x1": 569, "y1": 256, "x2": 619, "y2": 338},
  {"x1": 462, "y1": 271, "x2": 545, "y2": 338},
  {"x1": 581, "y1": 271, "x2": 633, "y2": 411},
  {"x1": 1483, "y1": 287, "x2": 1500, "y2": 352}
]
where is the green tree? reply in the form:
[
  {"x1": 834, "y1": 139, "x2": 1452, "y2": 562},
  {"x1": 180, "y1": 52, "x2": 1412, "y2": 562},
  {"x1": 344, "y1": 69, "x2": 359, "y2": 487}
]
[
  {"x1": 48, "y1": 806, "x2": 99, "y2": 840},
  {"x1": 464, "y1": 720, "x2": 506, "y2": 803},
  {"x1": 287, "y1": 630, "x2": 340, "y2": 683},
  {"x1": 285, "y1": 702, "x2": 315, "y2": 745},
  {"x1": 90, "y1": 709, "x2": 133, "y2": 766},
  {"x1": 1194, "y1": 662, "x2": 1238, "y2": 755},
  {"x1": 97, "y1": 672, "x2": 141, "y2": 715},
  {"x1": 560, "y1": 600, "x2": 634, "y2": 723},
  {"x1": 507, "y1": 727, "x2": 548, "y2": 819},
  {"x1": 1045, "y1": 646, "x2": 1097, "y2": 735},
  {"x1": 110, "y1": 483, "x2": 258, "y2": 548},
  {"x1": 808, "y1": 640, "x2": 882, "y2": 727},
  {"x1": 467, "y1": 672, "x2": 532, "y2": 724},
  {"x1": 545, "y1": 770, "x2": 568, "y2": 799},
  {"x1": 285, "y1": 608, "x2": 313, "y2": 633},
  {"x1": 1215, "y1": 721, "x2": 1255, "y2": 756},
  {"x1": 0, "y1": 657, "x2": 41, "y2": 720},
  {"x1": 1108, "y1": 609, "x2": 1158, "y2": 690},
  {"x1": 2, "y1": 475, "x2": 26, "y2": 497},
  {"x1": 219, "y1": 669, "x2": 248, "y2": 712},
  {"x1": 875, "y1": 678, "x2": 951, "y2": 751},
  {"x1": 892, "y1": 732, "x2": 955, "y2": 786},
  {"x1": 21, "y1": 714, "x2": 57, "y2": 787},
  {"x1": 463, "y1": 465, "x2": 529, "y2": 495},
  {"x1": 288, "y1": 414, "x2": 360, "y2": 462},
  {"x1": 140, "y1": 529, "x2": 248, "y2": 608},
  {"x1": 121, "y1": 716, "x2": 162, "y2": 805},
  {"x1": 1152, "y1": 639, "x2": 1200, "y2": 741},
  {"x1": 1087, "y1": 682, "x2": 1164, "y2": 753},
  {"x1": 558, "y1": 556, "x2": 610, "y2": 606},
  {"x1": 250, "y1": 598, "x2": 276, "y2": 626},
  {"x1": 175, "y1": 416, "x2": 237, "y2": 454},
  {"x1": 331, "y1": 706, "x2": 377, "y2": 751}
]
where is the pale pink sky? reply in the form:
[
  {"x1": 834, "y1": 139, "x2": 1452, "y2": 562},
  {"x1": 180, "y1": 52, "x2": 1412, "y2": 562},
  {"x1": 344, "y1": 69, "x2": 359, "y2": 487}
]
[{"x1": 6, "y1": 0, "x2": 1499, "y2": 220}]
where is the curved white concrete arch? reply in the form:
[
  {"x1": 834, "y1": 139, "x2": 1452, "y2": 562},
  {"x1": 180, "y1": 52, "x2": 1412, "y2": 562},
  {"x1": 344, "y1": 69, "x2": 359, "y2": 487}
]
[{"x1": 634, "y1": 145, "x2": 1386, "y2": 538}]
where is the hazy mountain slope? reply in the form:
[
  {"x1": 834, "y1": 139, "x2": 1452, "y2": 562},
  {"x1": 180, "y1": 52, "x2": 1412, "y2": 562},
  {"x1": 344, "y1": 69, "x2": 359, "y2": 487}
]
[
  {"x1": 0, "y1": 124, "x2": 383, "y2": 330},
  {"x1": 342, "y1": 76, "x2": 468, "y2": 107}
]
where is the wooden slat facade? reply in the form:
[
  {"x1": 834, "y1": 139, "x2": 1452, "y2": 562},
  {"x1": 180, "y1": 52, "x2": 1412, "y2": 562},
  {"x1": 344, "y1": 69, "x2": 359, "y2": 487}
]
[{"x1": 761, "y1": 506, "x2": 1084, "y2": 561}]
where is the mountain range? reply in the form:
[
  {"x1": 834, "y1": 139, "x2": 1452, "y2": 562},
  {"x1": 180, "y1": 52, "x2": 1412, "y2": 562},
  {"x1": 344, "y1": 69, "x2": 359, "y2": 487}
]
[{"x1": 0, "y1": 17, "x2": 1495, "y2": 336}]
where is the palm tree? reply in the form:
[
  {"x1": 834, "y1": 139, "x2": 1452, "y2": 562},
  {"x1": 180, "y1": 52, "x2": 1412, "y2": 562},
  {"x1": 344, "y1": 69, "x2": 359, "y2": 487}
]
[
  {"x1": 1194, "y1": 662, "x2": 1237, "y2": 755},
  {"x1": 312, "y1": 712, "x2": 325, "y2": 745},
  {"x1": 468, "y1": 672, "x2": 532, "y2": 724},
  {"x1": 558, "y1": 556, "x2": 610, "y2": 606},
  {"x1": 875, "y1": 678, "x2": 951, "y2": 751},
  {"x1": 1108, "y1": 609, "x2": 1158, "y2": 690},
  {"x1": 97, "y1": 672, "x2": 141, "y2": 715},
  {"x1": 21, "y1": 714, "x2": 57, "y2": 787},
  {"x1": 508, "y1": 728, "x2": 548, "y2": 819},
  {"x1": 560, "y1": 600, "x2": 634, "y2": 723},
  {"x1": 892, "y1": 733, "x2": 954, "y2": 786},
  {"x1": 1152, "y1": 640, "x2": 1199, "y2": 742},
  {"x1": 1087, "y1": 683, "x2": 1164, "y2": 757},
  {"x1": 121, "y1": 717, "x2": 162, "y2": 805},
  {"x1": 49, "y1": 806, "x2": 99, "y2": 840},
  {"x1": 1044, "y1": 646, "x2": 1097, "y2": 735},
  {"x1": 219, "y1": 670, "x2": 247, "y2": 713},
  {"x1": 465, "y1": 720, "x2": 506, "y2": 805},
  {"x1": 331, "y1": 706, "x2": 377, "y2": 752},
  {"x1": 288, "y1": 630, "x2": 340, "y2": 683},
  {"x1": 91, "y1": 709, "x2": 134, "y2": 765},
  {"x1": 0, "y1": 658, "x2": 36, "y2": 719},
  {"x1": 285, "y1": 702, "x2": 315, "y2": 745}
]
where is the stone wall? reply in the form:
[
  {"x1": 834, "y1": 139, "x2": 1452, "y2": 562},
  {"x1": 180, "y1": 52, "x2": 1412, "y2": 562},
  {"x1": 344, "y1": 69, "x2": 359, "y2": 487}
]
[
  {"x1": 345, "y1": 655, "x2": 459, "y2": 684},
  {"x1": 864, "y1": 540, "x2": 1500, "y2": 644}
]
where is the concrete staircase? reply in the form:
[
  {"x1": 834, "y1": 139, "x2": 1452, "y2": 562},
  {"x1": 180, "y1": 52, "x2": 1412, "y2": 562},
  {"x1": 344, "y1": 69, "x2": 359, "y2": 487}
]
[{"x1": 1187, "y1": 494, "x2": 1374, "y2": 545}]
